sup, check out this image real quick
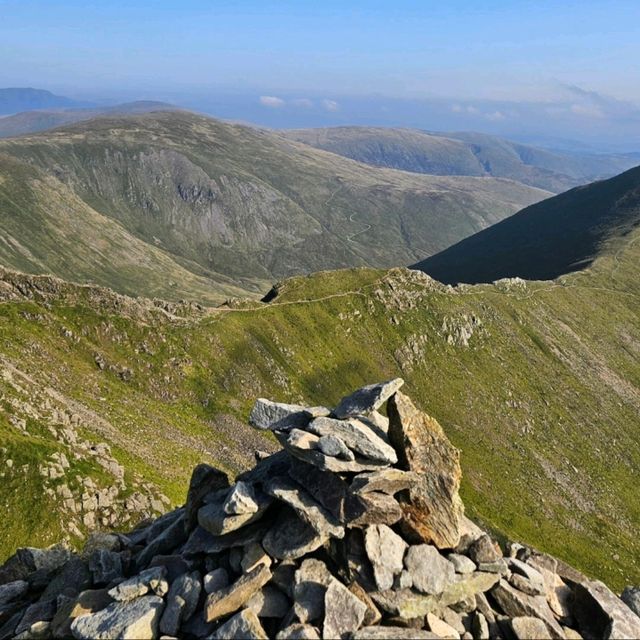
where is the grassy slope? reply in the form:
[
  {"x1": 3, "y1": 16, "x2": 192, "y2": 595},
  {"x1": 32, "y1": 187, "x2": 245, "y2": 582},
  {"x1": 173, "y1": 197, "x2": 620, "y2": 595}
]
[
  {"x1": 415, "y1": 165, "x2": 640, "y2": 284},
  {"x1": 0, "y1": 221, "x2": 638, "y2": 590},
  {"x1": 0, "y1": 112, "x2": 548, "y2": 295},
  {"x1": 284, "y1": 126, "x2": 638, "y2": 193}
]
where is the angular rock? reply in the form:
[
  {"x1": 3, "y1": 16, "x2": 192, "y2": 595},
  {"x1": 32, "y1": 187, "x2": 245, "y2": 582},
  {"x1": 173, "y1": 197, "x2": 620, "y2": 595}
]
[
  {"x1": 404, "y1": 544, "x2": 456, "y2": 595},
  {"x1": 318, "y1": 435, "x2": 355, "y2": 460},
  {"x1": 247, "y1": 584, "x2": 290, "y2": 618},
  {"x1": 148, "y1": 554, "x2": 191, "y2": 583},
  {"x1": 184, "y1": 463, "x2": 230, "y2": 530},
  {"x1": 135, "y1": 513, "x2": 187, "y2": 570},
  {"x1": 182, "y1": 520, "x2": 266, "y2": 556},
  {"x1": 387, "y1": 391, "x2": 463, "y2": 549},
  {"x1": 264, "y1": 476, "x2": 344, "y2": 539},
  {"x1": 237, "y1": 450, "x2": 291, "y2": 486},
  {"x1": 426, "y1": 612, "x2": 461, "y2": 639},
  {"x1": 204, "y1": 568, "x2": 229, "y2": 595},
  {"x1": 364, "y1": 524, "x2": 407, "y2": 591},
  {"x1": 89, "y1": 550, "x2": 123, "y2": 586},
  {"x1": 0, "y1": 546, "x2": 71, "y2": 586},
  {"x1": 223, "y1": 481, "x2": 259, "y2": 515},
  {"x1": 241, "y1": 543, "x2": 272, "y2": 573},
  {"x1": 277, "y1": 429, "x2": 388, "y2": 473},
  {"x1": 323, "y1": 578, "x2": 367, "y2": 640},
  {"x1": 468, "y1": 535, "x2": 501, "y2": 564},
  {"x1": 214, "y1": 608, "x2": 268, "y2": 639},
  {"x1": 454, "y1": 517, "x2": 484, "y2": 555},
  {"x1": 352, "y1": 627, "x2": 439, "y2": 639},
  {"x1": 50, "y1": 588, "x2": 113, "y2": 639},
  {"x1": 448, "y1": 554, "x2": 476, "y2": 575},
  {"x1": 82, "y1": 532, "x2": 121, "y2": 556},
  {"x1": 14, "y1": 600, "x2": 56, "y2": 637},
  {"x1": 471, "y1": 611, "x2": 490, "y2": 640},
  {"x1": 510, "y1": 616, "x2": 552, "y2": 639},
  {"x1": 478, "y1": 559, "x2": 509, "y2": 575},
  {"x1": 293, "y1": 559, "x2": 333, "y2": 623},
  {"x1": 307, "y1": 417, "x2": 398, "y2": 464},
  {"x1": 509, "y1": 573, "x2": 545, "y2": 597},
  {"x1": 348, "y1": 582, "x2": 382, "y2": 626},
  {"x1": 262, "y1": 508, "x2": 327, "y2": 560},
  {"x1": 198, "y1": 488, "x2": 271, "y2": 536},
  {"x1": 108, "y1": 566, "x2": 168, "y2": 602},
  {"x1": 345, "y1": 491, "x2": 403, "y2": 527},
  {"x1": 573, "y1": 579, "x2": 640, "y2": 640},
  {"x1": 525, "y1": 556, "x2": 573, "y2": 620},
  {"x1": 70, "y1": 595, "x2": 164, "y2": 640},
  {"x1": 159, "y1": 570, "x2": 201, "y2": 636},
  {"x1": 350, "y1": 469, "x2": 415, "y2": 496},
  {"x1": 205, "y1": 564, "x2": 272, "y2": 622},
  {"x1": 42, "y1": 556, "x2": 92, "y2": 601},
  {"x1": 0, "y1": 581, "x2": 28, "y2": 606},
  {"x1": 491, "y1": 579, "x2": 564, "y2": 639},
  {"x1": 622, "y1": 586, "x2": 640, "y2": 618},
  {"x1": 275, "y1": 623, "x2": 321, "y2": 639},
  {"x1": 333, "y1": 378, "x2": 405, "y2": 419},
  {"x1": 249, "y1": 399, "x2": 317, "y2": 431}
]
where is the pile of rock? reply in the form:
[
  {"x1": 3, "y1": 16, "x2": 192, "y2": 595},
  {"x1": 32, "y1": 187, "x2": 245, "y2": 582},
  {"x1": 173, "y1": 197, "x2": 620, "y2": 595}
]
[{"x1": 1, "y1": 379, "x2": 639, "y2": 639}]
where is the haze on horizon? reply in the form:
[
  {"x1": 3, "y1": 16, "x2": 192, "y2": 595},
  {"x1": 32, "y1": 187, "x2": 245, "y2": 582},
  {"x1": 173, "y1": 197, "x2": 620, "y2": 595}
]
[{"x1": 1, "y1": 0, "x2": 640, "y2": 150}]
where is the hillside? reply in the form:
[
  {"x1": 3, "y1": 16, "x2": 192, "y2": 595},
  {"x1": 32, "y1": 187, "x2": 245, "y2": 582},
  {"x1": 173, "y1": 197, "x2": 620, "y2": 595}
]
[
  {"x1": 0, "y1": 209, "x2": 638, "y2": 592},
  {"x1": 283, "y1": 126, "x2": 638, "y2": 193},
  {"x1": 0, "y1": 101, "x2": 179, "y2": 138},
  {"x1": 0, "y1": 111, "x2": 548, "y2": 301},
  {"x1": 0, "y1": 88, "x2": 88, "y2": 115},
  {"x1": 414, "y1": 165, "x2": 640, "y2": 284}
]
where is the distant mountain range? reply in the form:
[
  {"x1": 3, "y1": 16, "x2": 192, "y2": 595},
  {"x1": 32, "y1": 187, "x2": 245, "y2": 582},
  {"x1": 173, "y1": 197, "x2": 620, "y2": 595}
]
[
  {"x1": 283, "y1": 126, "x2": 639, "y2": 193},
  {"x1": 0, "y1": 110, "x2": 547, "y2": 303},
  {"x1": 0, "y1": 87, "x2": 91, "y2": 115},
  {"x1": 414, "y1": 165, "x2": 640, "y2": 284}
]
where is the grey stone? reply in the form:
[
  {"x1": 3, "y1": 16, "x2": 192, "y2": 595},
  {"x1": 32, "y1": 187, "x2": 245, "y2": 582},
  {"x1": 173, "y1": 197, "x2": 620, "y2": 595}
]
[
  {"x1": 317, "y1": 435, "x2": 355, "y2": 461},
  {"x1": 468, "y1": 535, "x2": 502, "y2": 564},
  {"x1": 333, "y1": 378, "x2": 405, "y2": 419},
  {"x1": 70, "y1": 595, "x2": 164, "y2": 640},
  {"x1": 448, "y1": 554, "x2": 476, "y2": 575},
  {"x1": 237, "y1": 450, "x2": 291, "y2": 485},
  {"x1": 491, "y1": 579, "x2": 564, "y2": 639},
  {"x1": 262, "y1": 508, "x2": 327, "y2": 560},
  {"x1": 454, "y1": 517, "x2": 485, "y2": 555},
  {"x1": 108, "y1": 566, "x2": 168, "y2": 602},
  {"x1": 42, "y1": 557, "x2": 92, "y2": 601},
  {"x1": 510, "y1": 616, "x2": 552, "y2": 639},
  {"x1": 184, "y1": 463, "x2": 230, "y2": 531},
  {"x1": 509, "y1": 573, "x2": 545, "y2": 597},
  {"x1": 471, "y1": 611, "x2": 490, "y2": 640},
  {"x1": 249, "y1": 399, "x2": 315, "y2": 431},
  {"x1": 345, "y1": 491, "x2": 403, "y2": 527},
  {"x1": 213, "y1": 608, "x2": 268, "y2": 639},
  {"x1": 135, "y1": 513, "x2": 188, "y2": 570},
  {"x1": 14, "y1": 600, "x2": 56, "y2": 637},
  {"x1": 159, "y1": 571, "x2": 201, "y2": 636},
  {"x1": 89, "y1": 550, "x2": 123, "y2": 586},
  {"x1": 573, "y1": 579, "x2": 640, "y2": 640},
  {"x1": 622, "y1": 586, "x2": 640, "y2": 618},
  {"x1": 426, "y1": 611, "x2": 461, "y2": 639},
  {"x1": 277, "y1": 429, "x2": 388, "y2": 473},
  {"x1": 348, "y1": 582, "x2": 381, "y2": 626},
  {"x1": 0, "y1": 546, "x2": 71, "y2": 586},
  {"x1": 352, "y1": 627, "x2": 439, "y2": 639},
  {"x1": 241, "y1": 543, "x2": 272, "y2": 573},
  {"x1": 50, "y1": 588, "x2": 113, "y2": 639},
  {"x1": 271, "y1": 561, "x2": 297, "y2": 599},
  {"x1": 223, "y1": 481, "x2": 259, "y2": 515},
  {"x1": 404, "y1": 544, "x2": 456, "y2": 595},
  {"x1": 147, "y1": 554, "x2": 191, "y2": 583},
  {"x1": 204, "y1": 568, "x2": 229, "y2": 595},
  {"x1": 0, "y1": 581, "x2": 28, "y2": 605},
  {"x1": 182, "y1": 521, "x2": 265, "y2": 556},
  {"x1": 198, "y1": 488, "x2": 271, "y2": 536},
  {"x1": 364, "y1": 524, "x2": 407, "y2": 591},
  {"x1": 205, "y1": 564, "x2": 272, "y2": 622},
  {"x1": 323, "y1": 578, "x2": 367, "y2": 640},
  {"x1": 275, "y1": 623, "x2": 321, "y2": 639},
  {"x1": 477, "y1": 559, "x2": 509, "y2": 575},
  {"x1": 247, "y1": 584, "x2": 290, "y2": 617},
  {"x1": 264, "y1": 476, "x2": 344, "y2": 539},
  {"x1": 350, "y1": 469, "x2": 415, "y2": 495},
  {"x1": 293, "y1": 559, "x2": 333, "y2": 623},
  {"x1": 307, "y1": 417, "x2": 397, "y2": 464}
]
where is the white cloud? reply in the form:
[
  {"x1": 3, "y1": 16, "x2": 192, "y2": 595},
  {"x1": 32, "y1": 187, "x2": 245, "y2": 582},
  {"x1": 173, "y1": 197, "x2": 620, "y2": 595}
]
[
  {"x1": 322, "y1": 99, "x2": 339, "y2": 112},
  {"x1": 485, "y1": 110, "x2": 506, "y2": 121},
  {"x1": 451, "y1": 104, "x2": 479, "y2": 114},
  {"x1": 570, "y1": 103, "x2": 605, "y2": 118},
  {"x1": 259, "y1": 95, "x2": 285, "y2": 108},
  {"x1": 292, "y1": 98, "x2": 313, "y2": 108}
]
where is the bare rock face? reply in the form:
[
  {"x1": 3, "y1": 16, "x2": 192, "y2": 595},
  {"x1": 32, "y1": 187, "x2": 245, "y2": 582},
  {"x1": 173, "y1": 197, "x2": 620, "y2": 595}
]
[{"x1": 387, "y1": 390, "x2": 463, "y2": 549}]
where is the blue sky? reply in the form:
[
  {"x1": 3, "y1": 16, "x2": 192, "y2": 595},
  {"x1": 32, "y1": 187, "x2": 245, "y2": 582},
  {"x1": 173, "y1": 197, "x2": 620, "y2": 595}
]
[{"x1": 1, "y1": 0, "x2": 640, "y2": 147}]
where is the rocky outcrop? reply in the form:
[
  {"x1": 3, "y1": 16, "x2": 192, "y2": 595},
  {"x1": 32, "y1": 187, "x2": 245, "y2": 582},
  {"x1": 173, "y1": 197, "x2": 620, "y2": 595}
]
[{"x1": 0, "y1": 380, "x2": 638, "y2": 639}]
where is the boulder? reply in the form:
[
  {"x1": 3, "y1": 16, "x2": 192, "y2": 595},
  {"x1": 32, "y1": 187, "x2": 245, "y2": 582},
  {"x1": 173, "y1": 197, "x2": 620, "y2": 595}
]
[
  {"x1": 404, "y1": 544, "x2": 456, "y2": 595},
  {"x1": 426, "y1": 612, "x2": 461, "y2": 639},
  {"x1": 247, "y1": 584, "x2": 290, "y2": 618},
  {"x1": 510, "y1": 616, "x2": 552, "y2": 639},
  {"x1": 293, "y1": 558, "x2": 334, "y2": 623},
  {"x1": 249, "y1": 399, "x2": 319, "y2": 431},
  {"x1": 241, "y1": 543, "x2": 272, "y2": 573},
  {"x1": 468, "y1": 535, "x2": 502, "y2": 564},
  {"x1": 88, "y1": 550, "x2": 123, "y2": 586},
  {"x1": 345, "y1": 491, "x2": 403, "y2": 527},
  {"x1": 198, "y1": 488, "x2": 271, "y2": 536},
  {"x1": 14, "y1": 600, "x2": 56, "y2": 637},
  {"x1": 387, "y1": 391, "x2": 463, "y2": 549},
  {"x1": 448, "y1": 554, "x2": 476, "y2": 575},
  {"x1": 323, "y1": 578, "x2": 368, "y2": 639},
  {"x1": 333, "y1": 378, "x2": 405, "y2": 419},
  {"x1": 182, "y1": 521, "x2": 265, "y2": 556},
  {"x1": 471, "y1": 611, "x2": 490, "y2": 640},
  {"x1": 350, "y1": 469, "x2": 416, "y2": 495},
  {"x1": 0, "y1": 581, "x2": 28, "y2": 606},
  {"x1": 70, "y1": 595, "x2": 164, "y2": 640},
  {"x1": 318, "y1": 435, "x2": 355, "y2": 460},
  {"x1": 204, "y1": 568, "x2": 230, "y2": 595},
  {"x1": 348, "y1": 582, "x2": 382, "y2": 626},
  {"x1": 134, "y1": 513, "x2": 187, "y2": 570},
  {"x1": 364, "y1": 525, "x2": 407, "y2": 591},
  {"x1": 50, "y1": 588, "x2": 113, "y2": 639},
  {"x1": 213, "y1": 608, "x2": 268, "y2": 639},
  {"x1": 108, "y1": 566, "x2": 168, "y2": 602},
  {"x1": 205, "y1": 564, "x2": 272, "y2": 622},
  {"x1": 184, "y1": 463, "x2": 230, "y2": 530},
  {"x1": 262, "y1": 508, "x2": 327, "y2": 560},
  {"x1": 622, "y1": 586, "x2": 640, "y2": 617},
  {"x1": 158, "y1": 570, "x2": 201, "y2": 636},
  {"x1": 223, "y1": 481, "x2": 259, "y2": 515},
  {"x1": 275, "y1": 623, "x2": 321, "y2": 639}
]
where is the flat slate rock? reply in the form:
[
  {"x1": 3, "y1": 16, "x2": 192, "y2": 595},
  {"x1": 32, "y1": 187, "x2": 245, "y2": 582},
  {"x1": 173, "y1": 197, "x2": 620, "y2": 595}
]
[
  {"x1": 364, "y1": 524, "x2": 407, "y2": 592},
  {"x1": 404, "y1": 544, "x2": 456, "y2": 595},
  {"x1": 159, "y1": 570, "x2": 201, "y2": 636},
  {"x1": 323, "y1": 578, "x2": 368, "y2": 640},
  {"x1": 352, "y1": 626, "x2": 439, "y2": 639},
  {"x1": 249, "y1": 399, "x2": 324, "y2": 431},
  {"x1": 108, "y1": 566, "x2": 168, "y2": 602},
  {"x1": 0, "y1": 580, "x2": 28, "y2": 606},
  {"x1": 350, "y1": 469, "x2": 416, "y2": 495},
  {"x1": 262, "y1": 508, "x2": 327, "y2": 560},
  {"x1": 333, "y1": 378, "x2": 405, "y2": 419},
  {"x1": 307, "y1": 417, "x2": 398, "y2": 464},
  {"x1": 198, "y1": 488, "x2": 271, "y2": 536},
  {"x1": 345, "y1": 491, "x2": 403, "y2": 527},
  {"x1": 511, "y1": 616, "x2": 552, "y2": 639},
  {"x1": 182, "y1": 520, "x2": 266, "y2": 556},
  {"x1": 293, "y1": 559, "x2": 334, "y2": 624},
  {"x1": 213, "y1": 608, "x2": 268, "y2": 639},
  {"x1": 318, "y1": 434, "x2": 355, "y2": 461}
]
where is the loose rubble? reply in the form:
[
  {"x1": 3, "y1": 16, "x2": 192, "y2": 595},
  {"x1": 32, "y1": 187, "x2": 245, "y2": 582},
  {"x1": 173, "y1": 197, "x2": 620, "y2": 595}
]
[{"x1": 0, "y1": 378, "x2": 639, "y2": 639}]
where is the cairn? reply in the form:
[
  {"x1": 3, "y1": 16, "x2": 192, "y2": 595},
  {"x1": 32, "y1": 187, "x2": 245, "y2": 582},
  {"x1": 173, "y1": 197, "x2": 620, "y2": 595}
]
[{"x1": 0, "y1": 379, "x2": 639, "y2": 639}]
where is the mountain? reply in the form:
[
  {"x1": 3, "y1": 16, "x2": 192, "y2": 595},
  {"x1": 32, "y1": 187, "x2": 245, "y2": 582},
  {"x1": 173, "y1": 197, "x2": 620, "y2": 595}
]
[
  {"x1": 283, "y1": 126, "x2": 638, "y2": 193},
  {"x1": 414, "y1": 165, "x2": 640, "y2": 284},
  {"x1": 0, "y1": 208, "x2": 638, "y2": 590},
  {"x1": 0, "y1": 87, "x2": 89, "y2": 115},
  {"x1": 0, "y1": 100, "x2": 179, "y2": 138},
  {"x1": 0, "y1": 110, "x2": 548, "y2": 302}
]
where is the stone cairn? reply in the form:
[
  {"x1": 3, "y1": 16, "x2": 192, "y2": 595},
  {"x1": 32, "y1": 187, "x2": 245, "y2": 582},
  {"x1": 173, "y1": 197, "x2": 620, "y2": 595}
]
[{"x1": 1, "y1": 379, "x2": 639, "y2": 640}]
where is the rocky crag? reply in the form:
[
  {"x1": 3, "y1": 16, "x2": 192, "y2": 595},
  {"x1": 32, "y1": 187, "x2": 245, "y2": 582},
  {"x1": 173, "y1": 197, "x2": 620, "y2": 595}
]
[{"x1": 1, "y1": 380, "x2": 639, "y2": 639}]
